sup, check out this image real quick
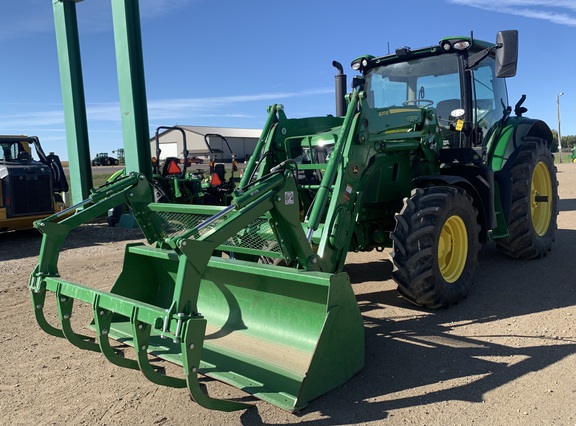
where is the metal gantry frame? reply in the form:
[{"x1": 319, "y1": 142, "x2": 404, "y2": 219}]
[{"x1": 53, "y1": 0, "x2": 152, "y2": 204}]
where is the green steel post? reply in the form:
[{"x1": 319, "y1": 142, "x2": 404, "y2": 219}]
[
  {"x1": 305, "y1": 90, "x2": 359, "y2": 239},
  {"x1": 111, "y1": 0, "x2": 152, "y2": 180},
  {"x1": 53, "y1": 0, "x2": 93, "y2": 204},
  {"x1": 238, "y1": 104, "x2": 279, "y2": 189}
]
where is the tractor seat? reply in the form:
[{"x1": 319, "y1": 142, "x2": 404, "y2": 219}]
[
  {"x1": 162, "y1": 157, "x2": 182, "y2": 176},
  {"x1": 211, "y1": 163, "x2": 226, "y2": 186},
  {"x1": 435, "y1": 99, "x2": 462, "y2": 129},
  {"x1": 435, "y1": 99, "x2": 462, "y2": 148}
]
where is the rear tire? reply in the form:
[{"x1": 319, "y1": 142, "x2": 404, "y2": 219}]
[
  {"x1": 496, "y1": 138, "x2": 558, "y2": 259},
  {"x1": 391, "y1": 186, "x2": 480, "y2": 309}
]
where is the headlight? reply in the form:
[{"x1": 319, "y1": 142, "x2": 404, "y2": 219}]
[
  {"x1": 351, "y1": 56, "x2": 371, "y2": 71},
  {"x1": 440, "y1": 39, "x2": 471, "y2": 52},
  {"x1": 453, "y1": 40, "x2": 471, "y2": 50}
]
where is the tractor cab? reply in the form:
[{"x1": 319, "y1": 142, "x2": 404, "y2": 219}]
[{"x1": 352, "y1": 31, "x2": 517, "y2": 154}]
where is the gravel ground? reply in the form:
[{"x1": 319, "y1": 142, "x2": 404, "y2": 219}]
[{"x1": 0, "y1": 163, "x2": 575, "y2": 426}]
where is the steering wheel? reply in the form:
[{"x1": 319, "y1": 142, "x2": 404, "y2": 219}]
[{"x1": 403, "y1": 99, "x2": 434, "y2": 107}]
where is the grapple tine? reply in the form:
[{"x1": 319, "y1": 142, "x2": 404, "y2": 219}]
[
  {"x1": 93, "y1": 296, "x2": 139, "y2": 370},
  {"x1": 30, "y1": 290, "x2": 64, "y2": 339},
  {"x1": 127, "y1": 307, "x2": 252, "y2": 411},
  {"x1": 181, "y1": 317, "x2": 253, "y2": 412},
  {"x1": 131, "y1": 308, "x2": 187, "y2": 389},
  {"x1": 55, "y1": 284, "x2": 100, "y2": 352}
]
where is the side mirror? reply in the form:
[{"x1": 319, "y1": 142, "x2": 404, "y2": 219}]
[{"x1": 495, "y1": 30, "x2": 518, "y2": 78}]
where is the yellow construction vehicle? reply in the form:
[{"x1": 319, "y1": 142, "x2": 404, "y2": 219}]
[{"x1": 0, "y1": 135, "x2": 68, "y2": 233}]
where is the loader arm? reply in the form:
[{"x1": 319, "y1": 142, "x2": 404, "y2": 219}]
[{"x1": 237, "y1": 90, "x2": 366, "y2": 273}]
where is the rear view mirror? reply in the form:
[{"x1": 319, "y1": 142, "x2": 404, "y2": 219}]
[{"x1": 495, "y1": 30, "x2": 518, "y2": 78}]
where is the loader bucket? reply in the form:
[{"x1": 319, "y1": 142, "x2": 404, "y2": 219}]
[
  {"x1": 100, "y1": 247, "x2": 364, "y2": 411},
  {"x1": 29, "y1": 173, "x2": 364, "y2": 412}
]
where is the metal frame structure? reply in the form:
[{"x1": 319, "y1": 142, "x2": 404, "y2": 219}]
[{"x1": 53, "y1": 0, "x2": 152, "y2": 203}]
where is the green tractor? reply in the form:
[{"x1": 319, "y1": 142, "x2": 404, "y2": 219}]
[
  {"x1": 149, "y1": 126, "x2": 238, "y2": 205},
  {"x1": 150, "y1": 126, "x2": 205, "y2": 204},
  {"x1": 30, "y1": 4, "x2": 557, "y2": 413},
  {"x1": 92, "y1": 152, "x2": 120, "y2": 166}
]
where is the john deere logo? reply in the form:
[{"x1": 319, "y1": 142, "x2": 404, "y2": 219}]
[
  {"x1": 405, "y1": 114, "x2": 420, "y2": 123},
  {"x1": 352, "y1": 165, "x2": 359, "y2": 175}
]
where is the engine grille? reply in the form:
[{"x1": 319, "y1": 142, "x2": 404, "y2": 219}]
[{"x1": 1, "y1": 166, "x2": 54, "y2": 217}]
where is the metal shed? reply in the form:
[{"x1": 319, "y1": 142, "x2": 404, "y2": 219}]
[{"x1": 150, "y1": 126, "x2": 261, "y2": 163}]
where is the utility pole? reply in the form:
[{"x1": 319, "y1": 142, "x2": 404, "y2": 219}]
[{"x1": 557, "y1": 92, "x2": 564, "y2": 163}]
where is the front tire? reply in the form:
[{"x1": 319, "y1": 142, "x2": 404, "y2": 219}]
[
  {"x1": 391, "y1": 186, "x2": 481, "y2": 308},
  {"x1": 496, "y1": 138, "x2": 558, "y2": 259}
]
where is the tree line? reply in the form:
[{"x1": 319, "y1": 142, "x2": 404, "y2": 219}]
[{"x1": 551, "y1": 130, "x2": 575, "y2": 152}]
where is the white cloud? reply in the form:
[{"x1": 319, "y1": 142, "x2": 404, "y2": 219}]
[
  {"x1": 0, "y1": 88, "x2": 333, "y2": 130},
  {"x1": 147, "y1": 88, "x2": 333, "y2": 119},
  {"x1": 0, "y1": 4, "x2": 53, "y2": 42},
  {"x1": 139, "y1": 0, "x2": 196, "y2": 19},
  {"x1": 448, "y1": 0, "x2": 576, "y2": 26},
  {"x1": 0, "y1": 0, "x2": 199, "y2": 41}
]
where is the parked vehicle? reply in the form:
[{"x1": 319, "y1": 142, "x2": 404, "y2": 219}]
[
  {"x1": 1, "y1": 135, "x2": 68, "y2": 233},
  {"x1": 180, "y1": 155, "x2": 204, "y2": 165},
  {"x1": 92, "y1": 152, "x2": 120, "y2": 166}
]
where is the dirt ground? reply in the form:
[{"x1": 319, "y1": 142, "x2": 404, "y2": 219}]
[{"x1": 1, "y1": 163, "x2": 575, "y2": 426}]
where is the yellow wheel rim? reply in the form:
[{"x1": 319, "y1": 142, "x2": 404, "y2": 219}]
[
  {"x1": 531, "y1": 161, "x2": 553, "y2": 236},
  {"x1": 438, "y1": 215, "x2": 468, "y2": 283},
  {"x1": 572, "y1": 157, "x2": 576, "y2": 163}
]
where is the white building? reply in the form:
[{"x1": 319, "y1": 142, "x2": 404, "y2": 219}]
[{"x1": 150, "y1": 126, "x2": 261, "y2": 163}]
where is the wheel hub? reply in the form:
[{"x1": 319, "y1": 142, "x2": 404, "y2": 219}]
[
  {"x1": 531, "y1": 161, "x2": 552, "y2": 236},
  {"x1": 438, "y1": 215, "x2": 468, "y2": 283}
]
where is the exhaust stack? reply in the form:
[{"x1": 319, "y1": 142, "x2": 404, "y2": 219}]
[{"x1": 333, "y1": 60, "x2": 347, "y2": 117}]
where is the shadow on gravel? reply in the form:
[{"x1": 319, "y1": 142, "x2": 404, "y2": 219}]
[
  {"x1": 7, "y1": 211, "x2": 574, "y2": 425},
  {"x1": 0, "y1": 220, "x2": 144, "y2": 262},
  {"x1": 345, "y1": 259, "x2": 394, "y2": 285},
  {"x1": 559, "y1": 197, "x2": 576, "y2": 212},
  {"x1": 239, "y1": 229, "x2": 576, "y2": 425}
]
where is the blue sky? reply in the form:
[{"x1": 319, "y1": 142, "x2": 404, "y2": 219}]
[{"x1": 0, "y1": 0, "x2": 574, "y2": 160}]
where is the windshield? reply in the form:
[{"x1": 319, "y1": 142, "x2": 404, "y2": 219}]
[
  {"x1": 365, "y1": 54, "x2": 461, "y2": 109},
  {"x1": 0, "y1": 140, "x2": 27, "y2": 162}
]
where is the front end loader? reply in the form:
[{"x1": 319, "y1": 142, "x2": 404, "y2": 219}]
[
  {"x1": 30, "y1": 0, "x2": 558, "y2": 413},
  {"x1": 30, "y1": 169, "x2": 364, "y2": 412}
]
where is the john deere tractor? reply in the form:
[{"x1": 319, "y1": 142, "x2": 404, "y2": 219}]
[
  {"x1": 92, "y1": 152, "x2": 120, "y2": 166},
  {"x1": 30, "y1": 5, "x2": 557, "y2": 413}
]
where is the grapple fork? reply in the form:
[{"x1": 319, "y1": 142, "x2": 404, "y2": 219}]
[{"x1": 29, "y1": 171, "x2": 364, "y2": 412}]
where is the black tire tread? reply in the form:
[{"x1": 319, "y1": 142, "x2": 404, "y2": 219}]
[
  {"x1": 496, "y1": 137, "x2": 558, "y2": 259},
  {"x1": 391, "y1": 186, "x2": 481, "y2": 309}
]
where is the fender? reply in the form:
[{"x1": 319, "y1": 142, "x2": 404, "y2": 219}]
[
  {"x1": 488, "y1": 116, "x2": 553, "y2": 172},
  {"x1": 486, "y1": 116, "x2": 553, "y2": 236},
  {"x1": 414, "y1": 170, "x2": 495, "y2": 243}
]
